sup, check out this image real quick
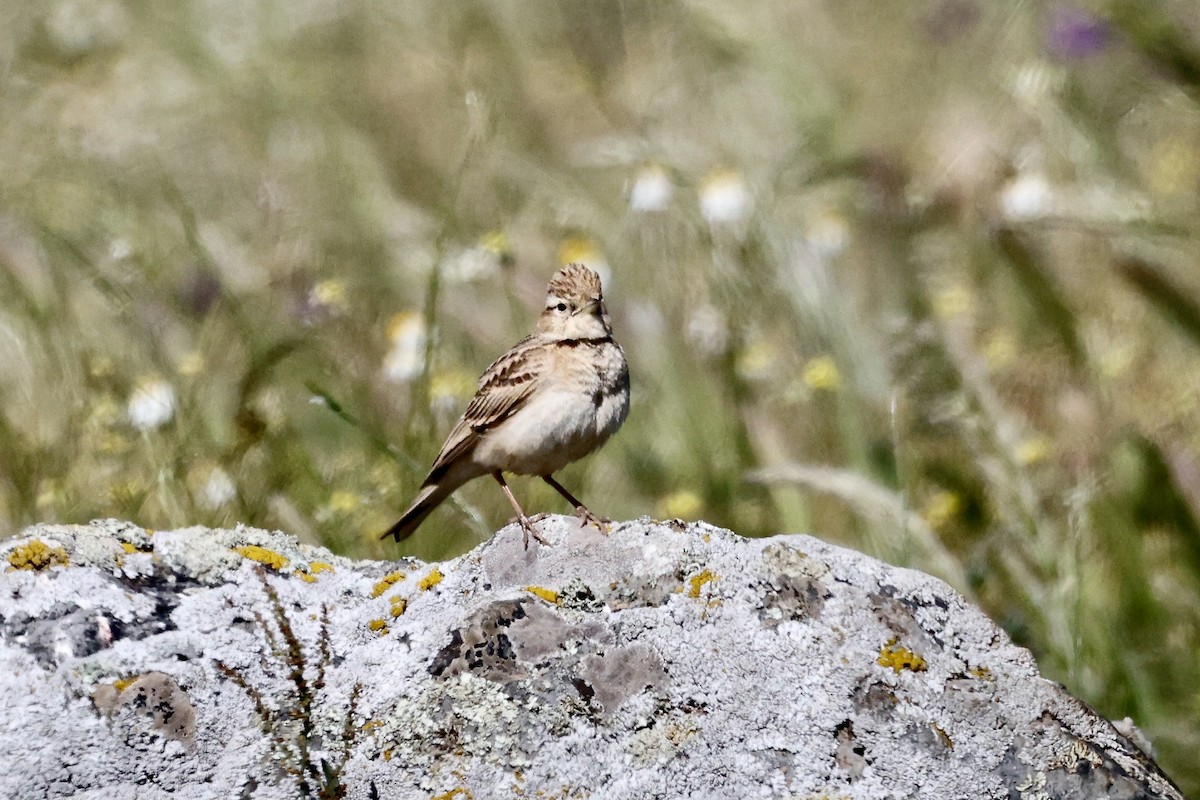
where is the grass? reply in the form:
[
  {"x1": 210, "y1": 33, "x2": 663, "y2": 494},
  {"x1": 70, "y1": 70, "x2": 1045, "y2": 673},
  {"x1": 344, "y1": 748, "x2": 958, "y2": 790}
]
[{"x1": 1, "y1": 0, "x2": 1198, "y2": 791}]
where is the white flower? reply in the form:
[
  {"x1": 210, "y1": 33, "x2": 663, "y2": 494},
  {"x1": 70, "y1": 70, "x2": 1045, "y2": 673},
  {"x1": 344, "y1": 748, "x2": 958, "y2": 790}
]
[
  {"x1": 630, "y1": 164, "x2": 673, "y2": 212},
  {"x1": 1000, "y1": 173, "x2": 1053, "y2": 220},
  {"x1": 200, "y1": 468, "x2": 236, "y2": 510},
  {"x1": 383, "y1": 312, "x2": 427, "y2": 382},
  {"x1": 804, "y1": 210, "x2": 850, "y2": 260},
  {"x1": 686, "y1": 304, "x2": 730, "y2": 358},
  {"x1": 127, "y1": 378, "x2": 176, "y2": 431},
  {"x1": 442, "y1": 247, "x2": 499, "y2": 283},
  {"x1": 700, "y1": 169, "x2": 750, "y2": 225},
  {"x1": 442, "y1": 232, "x2": 510, "y2": 284}
]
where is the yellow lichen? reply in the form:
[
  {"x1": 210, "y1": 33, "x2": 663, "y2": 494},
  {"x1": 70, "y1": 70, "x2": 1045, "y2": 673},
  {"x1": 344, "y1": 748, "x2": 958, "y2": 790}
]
[
  {"x1": 371, "y1": 571, "x2": 406, "y2": 598},
  {"x1": 389, "y1": 597, "x2": 408, "y2": 618},
  {"x1": 233, "y1": 545, "x2": 289, "y2": 571},
  {"x1": 112, "y1": 676, "x2": 137, "y2": 693},
  {"x1": 877, "y1": 638, "x2": 926, "y2": 673},
  {"x1": 931, "y1": 723, "x2": 953, "y2": 749},
  {"x1": 432, "y1": 788, "x2": 472, "y2": 800},
  {"x1": 525, "y1": 586, "x2": 561, "y2": 604},
  {"x1": 418, "y1": 567, "x2": 443, "y2": 591},
  {"x1": 688, "y1": 569, "x2": 716, "y2": 598},
  {"x1": 296, "y1": 561, "x2": 334, "y2": 583},
  {"x1": 368, "y1": 618, "x2": 389, "y2": 635},
  {"x1": 7, "y1": 540, "x2": 69, "y2": 571},
  {"x1": 120, "y1": 542, "x2": 138, "y2": 554}
]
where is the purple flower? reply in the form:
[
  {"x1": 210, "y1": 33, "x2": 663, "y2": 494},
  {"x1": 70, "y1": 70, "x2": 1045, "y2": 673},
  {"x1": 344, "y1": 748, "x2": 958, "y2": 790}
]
[{"x1": 1047, "y1": 6, "x2": 1111, "y2": 59}]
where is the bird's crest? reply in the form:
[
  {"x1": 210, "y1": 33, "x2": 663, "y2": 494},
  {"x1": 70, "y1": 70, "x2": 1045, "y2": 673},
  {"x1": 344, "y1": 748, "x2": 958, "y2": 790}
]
[{"x1": 547, "y1": 263, "x2": 603, "y2": 303}]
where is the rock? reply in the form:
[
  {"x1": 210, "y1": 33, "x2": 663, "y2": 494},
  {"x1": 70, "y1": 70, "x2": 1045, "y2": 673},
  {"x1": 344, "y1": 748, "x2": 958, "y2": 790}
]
[{"x1": 0, "y1": 517, "x2": 1185, "y2": 799}]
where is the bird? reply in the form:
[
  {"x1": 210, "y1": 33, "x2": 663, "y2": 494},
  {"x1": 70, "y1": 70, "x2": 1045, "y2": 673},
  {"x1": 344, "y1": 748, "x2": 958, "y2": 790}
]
[{"x1": 382, "y1": 263, "x2": 630, "y2": 549}]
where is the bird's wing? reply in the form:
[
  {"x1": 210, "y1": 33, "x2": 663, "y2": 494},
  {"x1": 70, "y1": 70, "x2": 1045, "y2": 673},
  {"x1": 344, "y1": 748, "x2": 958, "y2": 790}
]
[{"x1": 426, "y1": 336, "x2": 543, "y2": 481}]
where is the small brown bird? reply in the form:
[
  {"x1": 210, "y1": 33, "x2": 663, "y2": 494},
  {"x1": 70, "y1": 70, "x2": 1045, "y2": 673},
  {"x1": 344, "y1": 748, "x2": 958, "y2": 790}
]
[{"x1": 382, "y1": 263, "x2": 630, "y2": 548}]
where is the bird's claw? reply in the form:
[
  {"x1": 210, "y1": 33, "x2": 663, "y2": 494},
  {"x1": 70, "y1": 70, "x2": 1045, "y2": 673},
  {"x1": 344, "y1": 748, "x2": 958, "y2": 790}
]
[
  {"x1": 508, "y1": 514, "x2": 551, "y2": 550},
  {"x1": 576, "y1": 506, "x2": 612, "y2": 534}
]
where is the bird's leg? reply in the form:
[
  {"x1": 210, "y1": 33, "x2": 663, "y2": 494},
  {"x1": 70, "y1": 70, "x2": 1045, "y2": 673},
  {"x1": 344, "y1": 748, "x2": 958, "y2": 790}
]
[
  {"x1": 493, "y1": 472, "x2": 549, "y2": 550},
  {"x1": 542, "y1": 474, "x2": 611, "y2": 533}
]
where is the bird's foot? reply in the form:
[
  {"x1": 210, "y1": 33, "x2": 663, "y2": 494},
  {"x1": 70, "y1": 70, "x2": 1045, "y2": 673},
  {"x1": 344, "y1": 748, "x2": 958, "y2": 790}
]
[
  {"x1": 508, "y1": 514, "x2": 550, "y2": 550},
  {"x1": 575, "y1": 505, "x2": 612, "y2": 534}
]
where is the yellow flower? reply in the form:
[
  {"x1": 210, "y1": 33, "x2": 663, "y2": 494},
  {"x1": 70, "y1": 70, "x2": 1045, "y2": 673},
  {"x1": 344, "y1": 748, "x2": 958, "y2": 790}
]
[
  {"x1": 35, "y1": 480, "x2": 62, "y2": 512},
  {"x1": 982, "y1": 329, "x2": 1016, "y2": 371},
  {"x1": 1147, "y1": 137, "x2": 1200, "y2": 196},
  {"x1": 558, "y1": 235, "x2": 601, "y2": 266},
  {"x1": 802, "y1": 356, "x2": 841, "y2": 392},
  {"x1": 311, "y1": 279, "x2": 349, "y2": 313},
  {"x1": 921, "y1": 490, "x2": 961, "y2": 530},
  {"x1": 658, "y1": 490, "x2": 703, "y2": 520},
  {"x1": 480, "y1": 230, "x2": 511, "y2": 259},
  {"x1": 932, "y1": 286, "x2": 974, "y2": 320},
  {"x1": 1015, "y1": 437, "x2": 1049, "y2": 466},
  {"x1": 89, "y1": 357, "x2": 116, "y2": 380},
  {"x1": 557, "y1": 236, "x2": 610, "y2": 286},
  {"x1": 1098, "y1": 342, "x2": 1134, "y2": 379},
  {"x1": 736, "y1": 339, "x2": 776, "y2": 381},
  {"x1": 177, "y1": 351, "x2": 205, "y2": 377},
  {"x1": 107, "y1": 480, "x2": 142, "y2": 507},
  {"x1": 429, "y1": 368, "x2": 476, "y2": 412},
  {"x1": 328, "y1": 490, "x2": 360, "y2": 514}
]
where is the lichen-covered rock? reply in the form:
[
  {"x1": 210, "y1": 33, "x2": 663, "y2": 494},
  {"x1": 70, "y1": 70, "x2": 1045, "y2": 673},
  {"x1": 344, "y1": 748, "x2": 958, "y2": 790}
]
[{"x1": 0, "y1": 518, "x2": 1185, "y2": 799}]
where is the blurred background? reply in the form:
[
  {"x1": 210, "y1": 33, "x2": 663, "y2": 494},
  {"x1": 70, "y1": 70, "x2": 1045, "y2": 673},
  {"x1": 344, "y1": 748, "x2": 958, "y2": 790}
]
[{"x1": 2, "y1": 0, "x2": 1199, "y2": 789}]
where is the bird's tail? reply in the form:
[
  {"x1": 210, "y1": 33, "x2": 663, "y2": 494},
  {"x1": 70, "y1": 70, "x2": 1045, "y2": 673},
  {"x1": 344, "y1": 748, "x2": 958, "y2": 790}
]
[{"x1": 380, "y1": 480, "x2": 457, "y2": 542}]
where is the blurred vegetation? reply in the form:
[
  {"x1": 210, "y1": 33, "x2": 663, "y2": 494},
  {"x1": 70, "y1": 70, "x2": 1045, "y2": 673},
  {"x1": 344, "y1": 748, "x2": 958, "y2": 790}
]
[{"x1": 1, "y1": 0, "x2": 1199, "y2": 790}]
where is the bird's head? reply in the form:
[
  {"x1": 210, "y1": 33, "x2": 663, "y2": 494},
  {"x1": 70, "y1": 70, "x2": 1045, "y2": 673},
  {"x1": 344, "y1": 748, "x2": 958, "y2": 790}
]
[{"x1": 536, "y1": 263, "x2": 612, "y2": 341}]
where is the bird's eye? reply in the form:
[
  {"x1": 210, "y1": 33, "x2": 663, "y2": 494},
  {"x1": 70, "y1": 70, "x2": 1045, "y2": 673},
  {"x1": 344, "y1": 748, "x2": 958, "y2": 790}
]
[{"x1": 555, "y1": 302, "x2": 568, "y2": 312}]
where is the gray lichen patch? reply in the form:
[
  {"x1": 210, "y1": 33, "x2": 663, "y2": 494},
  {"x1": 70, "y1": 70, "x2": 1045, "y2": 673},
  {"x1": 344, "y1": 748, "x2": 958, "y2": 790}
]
[
  {"x1": 604, "y1": 570, "x2": 683, "y2": 610},
  {"x1": 93, "y1": 671, "x2": 197, "y2": 744},
  {"x1": 757, "y1": 542, "x2": 831, "y2": 626},
  {"x1": 625, "y1": 706, "x2": 703, "y2": 768},
  {"x1": 579, "y1": 643, "x2": 668, "y2": 717},
  {"x1": 428, "y1": 599, "x2": 530, "y2": 683},
  {"x1": 373, "y1": 672, "x2": 538, "y2": 774},
  {"x1": 507, "y1": 601, "x2": 610, "y2": 663}
]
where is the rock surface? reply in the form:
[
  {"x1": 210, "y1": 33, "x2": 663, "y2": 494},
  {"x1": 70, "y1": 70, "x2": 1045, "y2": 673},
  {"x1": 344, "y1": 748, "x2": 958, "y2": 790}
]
[{"x1": 0, "y1": 518, "x2": 1186, "y2": 800}]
